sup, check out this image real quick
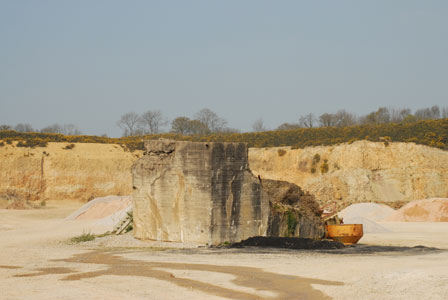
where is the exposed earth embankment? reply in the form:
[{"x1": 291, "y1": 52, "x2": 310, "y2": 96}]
[
  {"x1": 2, "y1": 140, "x2": 447, "y2": 209},
  {"x1": 249, "y1": 141, "x2": 448, "y2": 209},
  {"x1": 0, "y1": 142, "x2": 142, "y2": 202}
]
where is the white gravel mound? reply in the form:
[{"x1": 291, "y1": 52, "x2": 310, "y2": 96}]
[
  {"x1": 338, "y1": 203, "x2": 396, "y2": 222},
  {"x1": 341, "y1": 216, "x2": 391, "y2": 233},
  {"x1": 65, "y1": 195, "x2": 132, "y2": 232}
]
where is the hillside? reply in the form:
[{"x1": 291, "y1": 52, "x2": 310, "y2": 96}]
[
  {"x1": 249, "y1": 141, "x2": 448, "y2": 210},
  {"x1": 1, "y1": 139, "x2": 447, "y2": 208}
]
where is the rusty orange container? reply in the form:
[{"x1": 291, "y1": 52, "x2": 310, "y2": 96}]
[{"x1": 326, "y1": 224, "x2": 363, "y2": 245}]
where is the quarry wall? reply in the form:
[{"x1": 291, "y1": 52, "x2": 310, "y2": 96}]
[
  {"x1": 0, "y1": 142, "x2": 141, "y2": 202},
  {"x1": 1, "y1": 140, "x2": 447, "y2": 209},
  {"x1": 249, "y1": 140, "x2": 448, "y2": 209}
]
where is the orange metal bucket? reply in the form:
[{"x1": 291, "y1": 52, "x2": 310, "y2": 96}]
[{"x1": 326, "y1": 224, "x2": 363, "y2": 245}]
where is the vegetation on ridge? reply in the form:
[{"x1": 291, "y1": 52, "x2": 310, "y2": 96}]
[{"x1": 0, "y1": 118, "x2": 447, "y2": 151}]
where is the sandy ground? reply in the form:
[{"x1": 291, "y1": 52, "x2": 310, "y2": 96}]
[{"x1": 1, "y1": 202, "x2": 447, "y2": 300}]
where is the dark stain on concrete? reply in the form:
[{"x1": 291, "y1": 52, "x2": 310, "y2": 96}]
[
  {"x1": 0, "y1": 265, "x2": 22, "y2": 269},
  {"x1": 15, "y1": 250, "x2": 343, "y2": 300},
  {"x1": 14, "y1": 267, "x2": 76, "y2": 277}
]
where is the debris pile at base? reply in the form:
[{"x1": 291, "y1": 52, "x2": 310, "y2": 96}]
[
  {"x1": 262, "y1": 179, "x2": 325, "y2": 239},
  {"x1": 65, "y1": 195, "x2": 132, "y2": 232},
  {"x1": 230, "y1": 236, "x2": 344, "y2": 250},
  {"x1": 387, "y1": 198, "x2": 448, "y2": 222}
]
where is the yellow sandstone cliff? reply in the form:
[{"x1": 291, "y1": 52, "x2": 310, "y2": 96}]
[
  {"x1": 249, "y1": 141, "x2": 448, "y2": 209},
  {"x1": 1, "y1": 140, "x2": 447, "y2": 208},
  {"x1": 0, "y1": 142, "x2": 142, "y2": 202}
]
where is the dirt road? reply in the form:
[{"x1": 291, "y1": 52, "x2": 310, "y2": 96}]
[{"x1": 1, "y1": 202, "x2": 447, "y2": 299}]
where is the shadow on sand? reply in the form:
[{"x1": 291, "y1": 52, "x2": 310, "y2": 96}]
[{"x1": 14, "y1": 250, "x2": 343, "y2": 300}]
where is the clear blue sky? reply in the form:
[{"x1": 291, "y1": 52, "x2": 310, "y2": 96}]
[{"x1": 1, "y1": 0, "x2": 447, "y2": 137}]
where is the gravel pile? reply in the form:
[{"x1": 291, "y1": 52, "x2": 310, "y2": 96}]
[
  {"x1": 65, "y1": 195, "x2": 132, "y2": 231},
  {"x1": 338, "y1": 203, "x2": 395, "y2": 222},
  {"x1": 340, "y1": 216, "x2": 390, "y2": 233},
  {"x1": 338, "y1": 203, "x2": 396, "y2": 233},
  {"x1": 387, "y1": 198, "x2": 448, "y2": 222}
]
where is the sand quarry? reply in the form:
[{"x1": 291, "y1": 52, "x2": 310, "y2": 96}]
[{"x1": 1, "y1": 198, "x2": 448, "y2": 300}]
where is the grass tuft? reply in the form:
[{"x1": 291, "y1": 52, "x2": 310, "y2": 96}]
[{"x1": 70, "y1": 231, "x2": 96, "y2": 243}]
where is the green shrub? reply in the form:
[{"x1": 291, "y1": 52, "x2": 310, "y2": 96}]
[
  {"x1": 277, "y1": 149, "x2": 287, "y2": 156},
  {"x1": 286, "y1": 210, "x2": 298, "y2": 237},
  {"x1": 320, "y1": 159, "x2": 329, "y2": 174},
  {"x1": 70, "y1": 232, "x2": 96, "y2": 243},
  {"x1": 16, "y1": 139, "x2": 48, "y2": 148}
]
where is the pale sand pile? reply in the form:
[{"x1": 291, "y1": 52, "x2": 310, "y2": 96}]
[
  {"x1": 387, "y1": 198, "x2": 448, "y2": 222},
  {"x1": 340, "y1": 216, "x2": 390, "y2": 233},
  {"x1": 338, "y1": 203, "x2": 396, "y2": 233},
  {"x1": 339, "y1": 203, "x2": 396, "y2": 221},
  {"x1": 65, "y1": 195, "x2": 132, "y2": 231}
]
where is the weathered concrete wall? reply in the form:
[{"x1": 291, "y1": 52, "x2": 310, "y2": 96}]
[{"x1": 132, "y1": 140, "x2": 270, "y2": 245}]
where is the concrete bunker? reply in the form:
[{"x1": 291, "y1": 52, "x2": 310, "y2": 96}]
[{"x1": 132, "y1": 139, "x2": 324, "y2": 245}]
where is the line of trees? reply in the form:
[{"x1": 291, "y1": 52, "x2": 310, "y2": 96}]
[
  {"x1": 274, "y1": 105, "x2": 447, "y2": 131},
  {"x1": 1, "y1": 118, "x2": 447, "y2": 151},
  {"x1": 117, "y1": 108, "x2": 239, "y2": 137},
  {"x1": 117, "y1": 105, "x2": 448, "y2": 137},
  {"x1": 0, "y1": 123, "x2": 82, "y2": 135},
  {"x1": 1, "y1": 105, "x2": 447, "y2": 138}
]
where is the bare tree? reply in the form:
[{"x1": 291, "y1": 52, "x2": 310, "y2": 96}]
[
  {"x1": 170, "y1": 117, "x2": 210, "y2": 135},
  {"x1": 276, "y1": 123, "x2": 301, "y2": 131},
  {"x1": 390, "y1": 107, "x2": 411, "y2": 123},
  {"x1": 117, "y1": 112, "x2": 141, "y2": 137},
  {"x1": 360, "y1": 107, "x2": 390, "y2": 125},
  {"x1": 40, "y1": 123, "x2": 63, "y2": 133},
  {"x1": 319, "y1": 113, "x2": 337, "y2": 127},
  {"x1": 0, "y1": 125, "x2": 12, "y2": 130},
  {"x1": 194, "y1": 108, "x2": 227, "y2": 133},
  {"x1": 14, "y1": 123, "x2": 34, "y2": 132},
  {"x1": 431, "y1": 105, "x2": 441, "y2": 119},
  {"x1": 188, "y1": 120, "x2": 210, "y2": 135},
  {"x1": 442, "y1": 107, "x2": 448, "y2": 118},
  {"x1": 252, "y1": 118, "x2": 266, "y2": 132},
  {"x1": 334, "y1": 110, "x2": 357, "y2": 127},
  {"x1": 415, "y1": 105, "x2": 441, "y2": 120},
  {"x1": 139, "y1": 110, "x2": 167, "y2": 134},
  {"x1": 219, "y1": 127, "x2": 241, "y2": 134},
  {"x1": 299, "y1": 113, "x2": 317, "y2": 128},
  {"x1": 62, "y1": 124, "x2": 82, "y2": 135},
  {"x1": 376, "y1": 107, "x2": 390, "y2": 124},
  {"x1": 40, "y1": 123, "x2": 81, "y2": 135},
  {"x1": 171, "y1": 117, "x2": 192, "y2": 135}
]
